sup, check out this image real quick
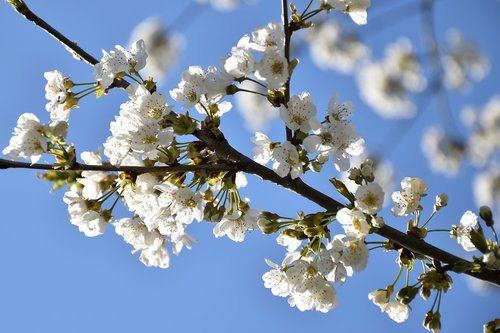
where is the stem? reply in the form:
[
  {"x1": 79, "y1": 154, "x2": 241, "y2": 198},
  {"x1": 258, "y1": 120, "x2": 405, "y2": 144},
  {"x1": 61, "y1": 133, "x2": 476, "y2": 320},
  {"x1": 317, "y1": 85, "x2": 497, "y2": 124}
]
[
  {"x1": 420, "y1": 0, "x2": 461, "y2": 138},
  {"x1": 282, "y1": 0, "x2": 293, "y2": 142},
  {"x1": 240, "y1": 77, "x2": 268, "y2": 89},
  {"x1": 235, "y1": 87, "x2": 268, "y2": 97},
  {"x1": 421, "y1": 210, "x2": 437, "y2": 228},
  {"x1": 390, "y1": 265, "x2": 404, "y2": 287},
  {"x1": 490, "y1": 226, "x2": 499, "y2": 245},
  {"x1": 300, "y1": 0, "x2": 314, "y2": 17}
]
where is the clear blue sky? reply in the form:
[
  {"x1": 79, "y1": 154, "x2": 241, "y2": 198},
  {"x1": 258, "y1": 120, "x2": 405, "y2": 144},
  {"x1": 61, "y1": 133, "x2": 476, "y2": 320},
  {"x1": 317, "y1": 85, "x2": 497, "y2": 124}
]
[{"x1": 0, "y1": 1, "x2": 498, "y2": 332}]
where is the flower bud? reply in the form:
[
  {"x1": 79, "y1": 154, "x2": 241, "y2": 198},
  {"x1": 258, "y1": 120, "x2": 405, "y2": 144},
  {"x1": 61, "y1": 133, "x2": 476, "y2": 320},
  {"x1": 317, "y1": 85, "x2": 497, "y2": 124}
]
[
  {"x1": 348, "y1": 167, "x2": 363, "y2": 185},
  {"x1": 483, "y1": 319, "x2": 500, "y2": 333},
  {"x1": 396, "y1": 286, "x2": 419, "y2": 305},
  {"x1": 433, "y1": 194, "x2": 448, "y2": 212},
  {"x1": 257, "y1": 213, "x2": 280, "y2": 234},
  {"x1": 479, "y1": 206, "x2": 494, "y2": 227},
  {"x1": 423, "y1": 311, "x2": 441, "y2": 333}
]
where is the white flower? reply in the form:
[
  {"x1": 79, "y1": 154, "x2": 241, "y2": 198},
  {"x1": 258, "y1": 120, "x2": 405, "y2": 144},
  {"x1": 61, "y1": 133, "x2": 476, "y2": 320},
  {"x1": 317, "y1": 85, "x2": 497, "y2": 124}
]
[
  {"x1": 169, "y1": 66, "x2": 206, "y2": 108},
  {"x1": 276, "y1": 234, "x2": 302, "y2": 252},
  {"x1": 354, "y1": 182, "x2": 384, "y2": 215},
  {"x1": 391, "y1": 177, "x2": 428, "y2": 216},
  {"x1": 251, "y1": 22, "x2": 285, "y2": 52},
  {"x1": 70, "y1": 210, "x2": 107, "y2": 237},
  {"x1": 213, "y1": 208, "x2": 260, "y2": 242},
  {"x1": 473, "y1": 165, "x2": 500, "y2": 213},
  {"x1": 63, "y1": 189, "x2": 106, "y2": 237},
  {"x1": 421, "y1": 126, "x2": 464, "y2": 177},
  {"x1": 443, "y1": 29, "x2": 490, "y2": 91},
  {"x1": 2, "y1": 113, "x2": 48, "y2": 164},
  {"x1": 255, "y1": 50, "x2": 289, "y2": 90},
  {"x1": 252, "y1": 132, "x2": 273, "y2": 165},
  {"x1": 110, "y1": 113, "x2": 174, "y2": 160},
  {"x1": 328, "y1": 234, "x2": 369, "y2": 273},
  {"x1": 77, "y1": 151, "x2": 107, "y2": 200},
  {"x1": 323, "y1": 0, "x2": 372, "y2": 25},
  {"x1": 113, "y1": 217, "x2": 170, "y2": 269},
  {"x1": 155, "y1": 182, "x2": 205, "y2": 225},
  {"x1": 44, "y1": 70, "x2": 71, "y2": 122},
  {"x1": 336, "y1": 208, "x2": 370, "y2": 238},
  {"x1": 368, "y1": 289, "x2": 390, "y2": 311},
  {"x1": 121, "y1": 84, "x2": 171, "y2": 121},
  {"x1": 195, "y1": 0, "x2": 240, "y2": 11},
  {"x1": 307, "y1": 21, "x2": 368, "y2": 73},
  {"x1": 262, "y1": 259, "x2": 291, "y2": 297},
  {"x1": 462, "y1": 95, "x2": 500, "y2": 167},
  {"x1": 272, "y1": 141, "x2": 303, "y2": 179},
  {"x1": 103, "y1": 136, "x2": 131, "y2": 166},
  {"x1": 94, "y1": 40, "x2": 147, "y2": 89},
  {"x1": 128, "y1": 17, "x2": 184, "y2": 82},
  {"x1": 456, "y1": 211, "x2": 478, "y2": 252},
  {"x1": 223, "y1": 36, "x2": 257, "y2": 78},
  {"x1": 279, "y1": 92, "x2": 319, "y2": 133},
  {"x1": 384, "y1": 301, "x2": 410, "y2": 323}
]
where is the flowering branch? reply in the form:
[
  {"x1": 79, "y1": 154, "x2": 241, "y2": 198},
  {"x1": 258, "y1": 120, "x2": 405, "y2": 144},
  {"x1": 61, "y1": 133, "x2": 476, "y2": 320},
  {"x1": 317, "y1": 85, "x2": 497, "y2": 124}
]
[{"x1": 6, "y1": 0, "x2": 500, "y2": 288}]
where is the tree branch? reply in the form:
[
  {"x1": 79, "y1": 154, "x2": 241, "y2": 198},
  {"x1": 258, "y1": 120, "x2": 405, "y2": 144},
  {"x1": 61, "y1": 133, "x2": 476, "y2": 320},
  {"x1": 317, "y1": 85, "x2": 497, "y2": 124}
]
[
  {"x1": 7, "y1": 1, "x2": 499, "y2": 286},
  {"x1": 282, "y1": 0, "x2": 293, "y2": 142},
  {"x1": 0, "y1": 158, "x2": 239, "y2": 174}
]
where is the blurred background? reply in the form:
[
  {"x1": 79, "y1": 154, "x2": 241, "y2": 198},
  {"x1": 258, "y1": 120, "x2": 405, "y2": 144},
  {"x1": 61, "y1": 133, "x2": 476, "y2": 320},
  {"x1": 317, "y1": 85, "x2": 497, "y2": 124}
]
[{"x1": 0, "y1": 0, "x2": 498, "y2": 332}]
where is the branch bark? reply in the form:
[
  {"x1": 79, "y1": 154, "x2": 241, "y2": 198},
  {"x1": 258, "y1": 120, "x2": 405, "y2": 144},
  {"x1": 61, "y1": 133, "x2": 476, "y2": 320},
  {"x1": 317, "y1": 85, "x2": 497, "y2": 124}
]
[
  {"x1": 6, "y1": 1, "x2": 500, "y2": 286},
  {"x1": 0, "y1": 158, "x2": 239, "y2": 174}
]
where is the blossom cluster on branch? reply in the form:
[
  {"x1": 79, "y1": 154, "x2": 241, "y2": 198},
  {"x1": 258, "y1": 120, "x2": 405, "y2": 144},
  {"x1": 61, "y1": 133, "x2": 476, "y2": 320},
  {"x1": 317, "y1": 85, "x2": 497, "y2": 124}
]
[{"x1": 2, "y1": 0, "x2": 499, "y2": 332}]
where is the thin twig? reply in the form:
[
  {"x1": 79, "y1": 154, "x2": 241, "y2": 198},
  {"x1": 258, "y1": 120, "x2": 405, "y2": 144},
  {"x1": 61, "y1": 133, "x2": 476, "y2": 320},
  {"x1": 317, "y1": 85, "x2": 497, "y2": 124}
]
[
  {"x1": 420, "y1": 0, "x2": 461, "y2": 138},
  {"x1": 282, "y1": 0, "x2": 293, "y2": 142}
]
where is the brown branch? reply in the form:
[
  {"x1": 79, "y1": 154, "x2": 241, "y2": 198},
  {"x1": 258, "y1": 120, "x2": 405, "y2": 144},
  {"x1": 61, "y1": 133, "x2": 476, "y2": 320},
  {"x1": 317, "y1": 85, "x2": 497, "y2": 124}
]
[
  {"x1": 0, "y1": 158, "x2": 239, "y2": 174},
  {"x1": 419, "y1": 0, "x2": 460, "y2": 137},
  {"x1": 6, "y1": 0, "x2": 99, "y2": 66},
  {"x1": 282, "y1": 0, "x2": 293, "y2": 142},
  {"x1": 7, "y1": 1, "x2": 500, "y2": 286}
]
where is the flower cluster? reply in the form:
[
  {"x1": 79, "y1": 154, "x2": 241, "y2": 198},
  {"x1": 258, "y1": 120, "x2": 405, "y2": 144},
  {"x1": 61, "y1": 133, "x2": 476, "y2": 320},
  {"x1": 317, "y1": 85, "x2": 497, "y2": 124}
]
[
  {"x1": 307, "y1": 20, "x2": 368, "y2": 74},
  {"x1": 357, "y1": 38, "x2": 426, "y2": 118}
]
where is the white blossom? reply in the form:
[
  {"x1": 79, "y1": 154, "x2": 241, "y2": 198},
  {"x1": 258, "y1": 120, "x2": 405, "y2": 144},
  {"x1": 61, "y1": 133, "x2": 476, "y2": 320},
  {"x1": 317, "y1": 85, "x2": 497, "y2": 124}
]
[
  {"x1": 169, "y1": 66, "x2": 206, "y2": 108},
  {"x1": 443, "y1": 29, "x2": 490, "y2": 91},
  {"x1": 213, "y1": 208, "x2": 260, "y2": 242},
  {"x1": 421, "y1": 126, "x2": 464, "y2": 177},
  {"x1": 368, "y1": 289, "x2": 390, "y2": 311},
  {"x1": 456, "y1": 211, "x2": 479, "y2": 252},
  {"x1": 336, "y1": 208, "x2": 370, "y2": 238},
  {"x1": 113, "y1": 217, "x2": 169, "y2": 268},
  {"x1": 391, "y1": 177, "x2": 428, "y2": 216},
  {"x1": 384, "y1": 301, "x2": 410, "y2": 323},
  {"x1": 128, "y1": 18, "x2": 184, "y2": 82},
  {"x1": 3, "y1": 113, "x2": 48, "y2": 164},
  {"x1": 272, "y1": 141, "x2": 303, "y2": 179},
  {"x1": 44, "y1": 70, "x2": 72, "y2": 122},
  {"x1": 307, "y1": 21, "x2": 368, "y2": 73},
  {"x1": 94, "y1": 40, "x2": 147, "y2": 89},
  {"x1": 354, "y1": 182, "x2": 384, "y2": 215},
  {"x1": 280, "y1": 92, "x2": 319, "y2": 133},
  {"x1": 255, "y1": 50, "x2": 289, "y2": 90},
  {"x1": 251, "y1": 22, "x2": 285, "y2": 52}
]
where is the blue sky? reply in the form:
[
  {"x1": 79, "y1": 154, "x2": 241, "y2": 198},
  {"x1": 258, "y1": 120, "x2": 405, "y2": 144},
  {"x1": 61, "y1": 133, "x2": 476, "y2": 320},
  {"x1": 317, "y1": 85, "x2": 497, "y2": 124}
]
[{"x1": 0, "y1": 1, "x2": 498, "y2": 332}]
